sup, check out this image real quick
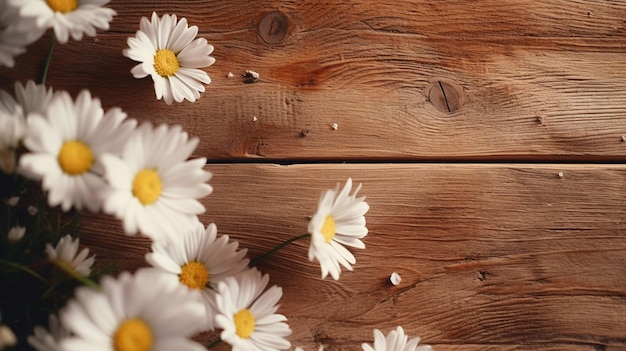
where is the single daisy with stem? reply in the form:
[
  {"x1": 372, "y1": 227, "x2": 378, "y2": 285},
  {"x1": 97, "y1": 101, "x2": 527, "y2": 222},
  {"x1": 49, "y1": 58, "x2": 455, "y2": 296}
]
[
  {"x1": 249, "y1": 178, "x2": 369, "y2": 281},
  {"x1": 45, "y1": 234, "x2": 95, "y2": 279}
]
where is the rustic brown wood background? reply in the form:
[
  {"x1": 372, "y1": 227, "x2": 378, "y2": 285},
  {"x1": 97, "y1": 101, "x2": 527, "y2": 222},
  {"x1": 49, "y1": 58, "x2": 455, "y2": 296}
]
[{"x1": 2, "y1": 0, "x2": 626, "y2": 350}]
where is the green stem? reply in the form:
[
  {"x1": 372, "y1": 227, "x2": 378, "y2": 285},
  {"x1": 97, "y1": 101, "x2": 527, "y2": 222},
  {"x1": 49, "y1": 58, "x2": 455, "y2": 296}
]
[
  {"x1": 39, "y1": 32, "x2": 55, "y2": 85},
  {"x1": 0, "y1": 259, "x2": 47, "y2": 284},
  {"x1": 249, "y1": 233, "x2": 311, "y2": 266},
  {"x1": 73, "y1": 274, "x2": 100, "y2": 290},
  {"x1": 55, "y1": 262, "x2": 100, "y2": 290},
  {"x1": 206, "y1": 338, "x2": 222, "y2": 350}
]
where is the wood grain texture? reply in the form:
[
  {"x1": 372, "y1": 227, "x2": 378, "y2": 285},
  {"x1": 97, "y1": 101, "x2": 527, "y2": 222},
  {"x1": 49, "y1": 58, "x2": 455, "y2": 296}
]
[
  {"x1": 2, "y1": 1, "x2": 626, "y2": 160},
  {"x1": 4, "y1": 1, "x2": 626, "y2": 350},
  {"x1": 77, "y1": 164, "x2": 626, "y2": 351}
]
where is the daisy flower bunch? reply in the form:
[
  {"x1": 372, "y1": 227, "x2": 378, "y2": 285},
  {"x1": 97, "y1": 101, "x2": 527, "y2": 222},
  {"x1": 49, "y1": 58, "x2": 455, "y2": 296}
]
[
  {"x1": 0, "y1": 2, "x2": 435, "y2": 351},
  {"x1": 0, "y1": 3, "x2": 216, "y2": 350}
]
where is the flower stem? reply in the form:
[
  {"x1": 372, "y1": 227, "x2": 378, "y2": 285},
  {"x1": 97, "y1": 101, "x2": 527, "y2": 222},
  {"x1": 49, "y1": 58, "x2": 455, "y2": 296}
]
[
  {"x1": 249, "y1": 233, "x2": 311, "y2": 266},
  {"x1": 0, "y1": 259, "x2": 46, "y2": 284},
  {"x1": 39, "y1": 32, "x2": 56, "y2": 85},
  {"x1": 55, "y1": 262, "x2": 100, "y2": 290},
  {"x1": 206, "y1": 338, "x2": 222, "y2": 349}
]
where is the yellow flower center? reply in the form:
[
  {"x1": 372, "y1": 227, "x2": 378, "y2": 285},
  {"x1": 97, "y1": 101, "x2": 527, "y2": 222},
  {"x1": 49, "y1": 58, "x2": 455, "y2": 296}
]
[
  {"x1": 132, "y1": 169, "x2": 162, "y2": 205},
  {"x1": 321, "y1": 215, "x2": 336, "y2": 243},
  {"x1": 57, "y1": 140, "x2": 94, "y2": 175},
  {"x1": 234, "y1": 309, "x2": 255, "y2": 339},
  {"x1": 179, "y1": 261, "x2": 209, "y2": 289},
  {"x1": 153, "y1": 49, "x2": 180, "y2": 77},
  {"x1": 113, "y1": 318, "x2": 153, "y2": 351},
  {"x1": 45, "y1": 0, "x2": 78, "y2": 13}
]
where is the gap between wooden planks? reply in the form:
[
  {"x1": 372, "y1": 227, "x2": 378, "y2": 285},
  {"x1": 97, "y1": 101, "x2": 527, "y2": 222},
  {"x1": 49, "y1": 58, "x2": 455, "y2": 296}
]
[{"x1": 79, "y1": 163, "x2": 626, "y2": 351}]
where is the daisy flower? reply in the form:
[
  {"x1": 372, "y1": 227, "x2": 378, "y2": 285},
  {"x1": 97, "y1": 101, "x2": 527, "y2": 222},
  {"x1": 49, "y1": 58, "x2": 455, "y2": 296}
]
[
  {"x1": 145, "y1": 221, "x2": 249, "y2": 331},
  {"x1": 19, "y1": 89, "x2": 136, "y2": 212},
  {"x1": 361, "y1": 327, "x2": 432, "y2": 351},
  {"x1": 27, "y1": 314, "x2": 69, "y2": 351},
  {"x1": 307, "y1": 178, "x2": 369, "y2": 280},
  {"x1": 100, "y1": 122, "x2": 212, "y2": 244},
  {"x1": 60, "y1": 268, "x2": 207, "y2": 351},
  {"x1": 215, "y1": 268, "x2": 292, "y2": 351},
  {"x1": 10, "y1": 0, "x2": 116, "y2": 44},
  {"x1": 123, "y1": 12, "x2": 215, "y2": 104},
  {"x1": 0, "y1": 106, "x2": 25, "y2": 174},
  {"x1": 0, "y1": 80, "x2": 57, "y2": 118},
  {"x1": 0, "y1": 80, "x2": 56, "y2": 173},
  {"x1": 0, "y1": 0, "x2": 44, "y2": 67},
  {"x1": 45, "y1": 234, "x2": 95, "y2": 277}
]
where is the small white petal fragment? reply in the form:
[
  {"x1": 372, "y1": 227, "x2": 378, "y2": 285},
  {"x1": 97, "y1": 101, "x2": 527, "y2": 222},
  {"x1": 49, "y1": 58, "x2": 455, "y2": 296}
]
[
  {"x1": 390, "y1": 272, "x2": 401, "y2": 286},
  {"x1": 331, "y1": 123, "x2": 338, "y2": 130},
  {"x1": 5, "y1": 197, "x2": 19, "y2": 207},
  {"x1": 27, "y1": 206, "x2": 38, "y2": 216},
  {"x1": 252, "y1": 116, "x2": 258, "y2": 122},
  {"x1": 227, "y1": 72, "x2": 234, "y2": 78},
  {"x1": 0, "y1": 325, "x2": 16, "y2": 349},
  {"x1": 8, "y1": 226, "x2": 25, "y2": 242},
  {"x1": 558, "y1": 172, "x2": 564, "y2": 178},
  {"x1": 243, "y1": 70, "x2": 260, "y2": 82}
]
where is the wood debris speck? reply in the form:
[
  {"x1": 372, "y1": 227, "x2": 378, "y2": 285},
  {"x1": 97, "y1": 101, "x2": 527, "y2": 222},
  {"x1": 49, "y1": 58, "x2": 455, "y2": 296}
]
[
  {"x1": 243, "y1": 70, "x2": 260, "y2": 83},
  {"x1": 389, "y1": 272, "x2": 401, "y2": 286}
]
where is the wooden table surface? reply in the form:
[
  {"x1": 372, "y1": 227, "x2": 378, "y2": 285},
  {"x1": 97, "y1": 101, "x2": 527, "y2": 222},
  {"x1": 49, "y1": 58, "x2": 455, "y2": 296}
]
[{"x1": 2, "y1": 1, "x2": 626, "y2": 350}]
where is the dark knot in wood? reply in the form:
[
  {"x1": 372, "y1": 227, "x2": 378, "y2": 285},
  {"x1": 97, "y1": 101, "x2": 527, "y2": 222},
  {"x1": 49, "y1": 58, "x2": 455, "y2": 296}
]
[
  {"x1": 428, "y1": 80, "x2": 464, "y2": 113},
  {"x1": 258, "y1": 11, "x2": 291, "y2": 44}
]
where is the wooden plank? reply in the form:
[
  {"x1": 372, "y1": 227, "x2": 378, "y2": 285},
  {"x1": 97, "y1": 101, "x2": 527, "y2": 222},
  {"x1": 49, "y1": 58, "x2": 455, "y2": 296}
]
[
  {"x1": 106, "y1": 0, "x2": 626, "y2": 39},
  {"x1": 2, "y1": 1, "x2": 626, "y2": 160},
  {"x1": 78, "y1": 164, "x2": 626, "y2": 350}
]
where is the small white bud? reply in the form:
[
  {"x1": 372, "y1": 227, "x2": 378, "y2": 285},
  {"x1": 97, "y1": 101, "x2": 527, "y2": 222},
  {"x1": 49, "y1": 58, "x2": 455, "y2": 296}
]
[
  {"x1": 0, "y1": 325, "x2": 16, "y2": 349},
  {"x1": 5, "y1": 197, "x2": 18, "y2": 207},
  {"x1": 27, "y1": 206, "x2": 38, "y2": 216},
  {"x1": 8, "y1": 226, "x2": 25, "y2": 242}
]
